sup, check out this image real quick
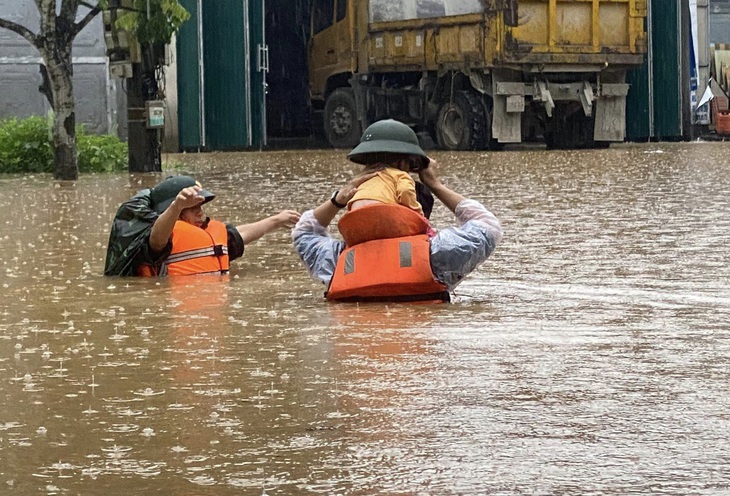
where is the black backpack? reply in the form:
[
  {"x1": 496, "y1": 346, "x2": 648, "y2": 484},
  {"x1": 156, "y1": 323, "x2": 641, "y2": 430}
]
[{"x1": 103, "y1": 189, "x2": 159, "y2": 276}]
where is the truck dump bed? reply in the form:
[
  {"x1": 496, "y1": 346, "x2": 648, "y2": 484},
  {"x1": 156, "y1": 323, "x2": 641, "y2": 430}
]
[
  {"x1": 365, "y1": 0, "x2": 646, "y2": 71},
  {"x1": 506, "y1": 0, "x2": 646, "y2": 65},
  {"x1": 311, "y1": 0, "x2": 648, "y2": 149}
]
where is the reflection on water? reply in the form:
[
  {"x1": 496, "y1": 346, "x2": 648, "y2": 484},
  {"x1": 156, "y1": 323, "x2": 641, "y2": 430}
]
[{"x1": 1, "y1": 143, "x2": 729, "y2": 494}]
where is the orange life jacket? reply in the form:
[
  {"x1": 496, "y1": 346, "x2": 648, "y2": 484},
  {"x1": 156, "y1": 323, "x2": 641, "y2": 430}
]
[
  {"x1": 328, "y1": 205, "x2": 448, "y2": 302},
  {"x1": 137, "y1": 219, "x2": 230, "y2": 276},
  {"x1": 338, "y1": 203, "x2": 430, "y2": 246}
]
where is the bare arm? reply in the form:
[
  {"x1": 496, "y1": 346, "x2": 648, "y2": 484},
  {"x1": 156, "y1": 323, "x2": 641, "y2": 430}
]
[
  {"x1": 418, "y1": 158, "x2": 465, "y2": 213},
  {"x1": 149, "y1": 186, "x2": 204, "y2": 252},
  {"x1": 237, "y1": 210, "x2": 301, "y2": 245},
  {"x1": 312, "y1": 172, "x2": 380, "y2": 227}
]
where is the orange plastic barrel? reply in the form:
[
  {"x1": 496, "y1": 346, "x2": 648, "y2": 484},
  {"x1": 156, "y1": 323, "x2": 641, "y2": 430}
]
[{"x1": 717, "y1": 111, "x2": 730, "y2": 136}]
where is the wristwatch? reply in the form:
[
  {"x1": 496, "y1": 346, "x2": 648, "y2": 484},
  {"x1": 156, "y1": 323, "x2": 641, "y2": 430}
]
[{"x1": 330, "y1": 190, "x2": 346, "y2": 209}]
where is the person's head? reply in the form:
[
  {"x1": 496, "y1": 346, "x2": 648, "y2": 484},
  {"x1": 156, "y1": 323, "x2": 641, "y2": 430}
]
[
  {"x1": 347, "y1": 119, "x2": 429, "y2": 171},
  {"x1": 149, "y1": 175, "x2": 215, "y2": 216},
  {"x1": 178, "y1": 204, "x2": 207, "y2": 227}
]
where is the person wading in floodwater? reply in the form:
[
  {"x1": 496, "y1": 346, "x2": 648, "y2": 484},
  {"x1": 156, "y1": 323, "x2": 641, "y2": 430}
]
[
  {"x1": 105, "y1": 175, "x2": 300, "y2": 277},
  {"x1": 292, "y1": 119, "x2": 503, "y2": 302}
]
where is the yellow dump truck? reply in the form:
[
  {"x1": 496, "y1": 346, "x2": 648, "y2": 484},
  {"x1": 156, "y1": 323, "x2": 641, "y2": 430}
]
[{"x1": 308, "y1": 0, "x2": 647, "y2": 149}]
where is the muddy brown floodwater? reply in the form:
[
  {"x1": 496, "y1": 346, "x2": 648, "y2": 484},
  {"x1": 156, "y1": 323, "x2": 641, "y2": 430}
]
[{"x1": 0, "y1": 142, "x2": 729, "y2": 495}]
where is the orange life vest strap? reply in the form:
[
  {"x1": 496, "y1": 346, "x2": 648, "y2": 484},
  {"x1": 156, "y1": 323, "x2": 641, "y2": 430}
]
[
  {"x1": 326, "y1": 234, "x2": 449, "y2": 302},
  {"x1": 338, "y1": 203, "x2": 430, "y2": 246},
  {"x1": 165, "y1": 245, "x2": 229, "y2": 265}
]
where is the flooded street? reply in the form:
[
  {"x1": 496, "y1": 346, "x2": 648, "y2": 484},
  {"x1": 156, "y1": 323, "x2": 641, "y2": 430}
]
[{"x1": 1, "y1": 142, "x2": 729, "y2": 494}]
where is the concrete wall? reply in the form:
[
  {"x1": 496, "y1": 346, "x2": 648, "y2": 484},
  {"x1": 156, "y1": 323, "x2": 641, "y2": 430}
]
[
  {"x1": 0, "y1": 1, "x2": 127, "y2": 138},
  {"x1": 162, "y1": 38, "x2": 179, "y2": 153},
  {"x1": 710, "y1": 13, "x2": 730, "y2": 43},
  {"x1": 710, "y1": 0, "x2": 730, "y2": 42}
]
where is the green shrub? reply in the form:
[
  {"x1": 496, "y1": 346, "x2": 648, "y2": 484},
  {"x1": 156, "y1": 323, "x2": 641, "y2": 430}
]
[
  {"x1": 77, "y1": 132, "x2": 128, "y2": 172},
  {"x1": 0, "y1": 116, "x2": 53, "y2": 173},
  {"x1": 0, "y1": 116, "x2": 128, "y2": 173}
]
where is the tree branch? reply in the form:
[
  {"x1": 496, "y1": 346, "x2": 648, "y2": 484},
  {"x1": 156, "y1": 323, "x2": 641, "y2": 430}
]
[
  {"x1": 73, "y1": 4, "x2": 101, "y2": 36},
  {"x1": 0, "y1": 18, "x2": 39, "y2": 46},
  {"x1": 60, "y1": 0, "x2": 79, "y2": 22}
]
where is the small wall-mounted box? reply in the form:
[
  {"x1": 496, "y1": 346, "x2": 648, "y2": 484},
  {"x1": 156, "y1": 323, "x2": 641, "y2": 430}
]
[{"x1": 145, "y1": 100, "x2": 165, "y2": 128}]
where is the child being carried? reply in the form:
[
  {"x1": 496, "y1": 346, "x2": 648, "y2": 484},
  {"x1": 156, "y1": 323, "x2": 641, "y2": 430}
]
[{"x1": 348, "y1": 154, "x2": 425, "y2": 215}]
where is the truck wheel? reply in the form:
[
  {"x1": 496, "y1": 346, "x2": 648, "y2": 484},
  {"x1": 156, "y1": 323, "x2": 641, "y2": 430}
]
[
  {"x1": 436, "y1": 91, "x2": 487, "y2": 150},
  {"x1": 323, "y1": 88, "x2": 362, "y2": 149},
  {"x1": 479, "y1": 96, "x2": 503, "y2": 151}
]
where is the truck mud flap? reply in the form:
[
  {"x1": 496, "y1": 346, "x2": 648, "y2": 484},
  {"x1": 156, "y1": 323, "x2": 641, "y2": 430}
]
[
  {"x1": 594, "y1": 84, "x2": 630, "y2": 142},
  {"x1": 492, "y1": 77, "x2": 524, "y2": 144}
]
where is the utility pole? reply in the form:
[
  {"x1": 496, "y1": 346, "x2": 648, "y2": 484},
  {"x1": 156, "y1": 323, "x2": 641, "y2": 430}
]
[
  {"x1": 103, "y1": 1, "x2": 167, "y2": 173},
  {"x1": 127, "y1": 43, "x2": 164, "y2": 172}
]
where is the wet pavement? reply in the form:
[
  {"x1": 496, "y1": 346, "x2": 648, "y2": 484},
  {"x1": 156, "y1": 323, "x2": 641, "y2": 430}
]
[{"x1": 0, "y1": 142, "x2": 729, "y2": 494}]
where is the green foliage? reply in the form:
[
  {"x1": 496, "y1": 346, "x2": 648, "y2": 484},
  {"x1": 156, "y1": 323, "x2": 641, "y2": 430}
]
[
  {"x1": 0, "y1": 116, "x2": 128, "y2": 174},
  {"x1": 0, "y1": 116, "x2": 53, "y2": 173},
  {"x1": 77, "y1": 132, "x2": 128, "y2": 173},
  {"x1": 116, "y1": 0, "x2": 190, "y2": 46}
]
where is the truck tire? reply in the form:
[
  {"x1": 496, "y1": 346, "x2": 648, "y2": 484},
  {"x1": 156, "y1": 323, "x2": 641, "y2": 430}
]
[
  {"x1": 479, "y1": 95, "x2": 503, "y2": 151},
  {"x1": 323, "y1": 88, "x2": 362, "y2": 149},
  {"x1": 436, "y1": 91, "x2": 487, "y2": 151}
]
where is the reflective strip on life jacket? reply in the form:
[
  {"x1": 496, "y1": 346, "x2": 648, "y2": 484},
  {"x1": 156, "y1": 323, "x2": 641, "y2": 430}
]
[
  {"x1": 164, "y1": 219, "x2": 230, "y2": 276},
  {"x1": 165, "y1": 245, "x2": 228, "y2": 265},
  {"x1": 326, "y1": 234, "x2": 449, "y2": 302}
]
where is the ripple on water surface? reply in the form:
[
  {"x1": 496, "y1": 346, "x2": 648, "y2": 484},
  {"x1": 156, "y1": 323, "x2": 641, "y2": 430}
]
[{"x1": 0, "y1": 144, "x2": 729, "y2": 493}]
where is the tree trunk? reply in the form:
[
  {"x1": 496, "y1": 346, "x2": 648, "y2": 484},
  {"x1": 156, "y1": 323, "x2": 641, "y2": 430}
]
[
  {"x1": 0, "y1": 0, "x2": 101, "y2": 181},
  {"x1": 46, "y1": 58, "x2": 78, "y2": 181}
]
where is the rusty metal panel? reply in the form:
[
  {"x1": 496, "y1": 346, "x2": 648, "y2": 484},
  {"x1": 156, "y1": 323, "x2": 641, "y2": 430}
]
[
  {"x1": 510, "y1": 2, "x2": 549, "y2": 46},
  {"x1": 600, "y1": 4, "x2": 631, "y2": 46},
  {"x1": 369, "y1": 29, "x2": 427, "y2": 68},
  {"x1": 506, "y1": 0, "x2": 646, "y2": 62},
  {"x1": 362, "y1": 0, "x2": 646, "y2": 72},
  {"x1": 368, "y1": 16, "x2": 485, "y2": 70},
  {"x1": 555, "y1": 2, "x2": 593, "y2": 46},
  {"x1": 433, "y1": 23, "x2": 483, "y2": 65}
]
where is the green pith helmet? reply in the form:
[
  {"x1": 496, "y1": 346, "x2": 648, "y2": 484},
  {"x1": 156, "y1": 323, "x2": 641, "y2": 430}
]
[
  {"x1": 347, "y1": 119, "x2": 429, "y2": 169},
  {"x1": 150, "y1": 175, "x2": 215, "y2": 214}
]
